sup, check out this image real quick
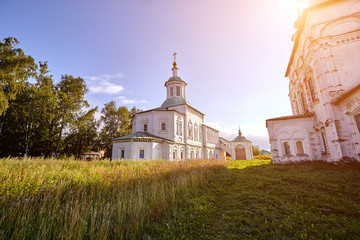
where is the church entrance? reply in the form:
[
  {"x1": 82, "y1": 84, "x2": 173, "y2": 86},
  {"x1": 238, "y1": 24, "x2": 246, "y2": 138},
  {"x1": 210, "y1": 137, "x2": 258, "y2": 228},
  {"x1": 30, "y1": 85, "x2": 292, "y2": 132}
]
[{"x1": 235, "y1": 145, "x2": 246, "y2": 160}]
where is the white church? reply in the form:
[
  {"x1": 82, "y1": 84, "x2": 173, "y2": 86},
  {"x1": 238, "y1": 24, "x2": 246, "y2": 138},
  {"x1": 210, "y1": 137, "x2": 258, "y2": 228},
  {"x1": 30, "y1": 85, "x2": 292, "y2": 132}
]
[
  {"x1": 112, "y1": 55, "x2": 253, "y2": 161},
  {"x1": 267, "y1": 0, "x2": 360, "y2": 163}
]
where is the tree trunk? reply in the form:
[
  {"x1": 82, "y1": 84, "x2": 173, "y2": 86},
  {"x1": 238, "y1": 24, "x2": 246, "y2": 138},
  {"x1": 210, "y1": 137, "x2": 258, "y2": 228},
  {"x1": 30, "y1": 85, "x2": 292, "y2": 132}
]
[{"x1": 55, "y1": 123, "x2": 64, "y2": 157}]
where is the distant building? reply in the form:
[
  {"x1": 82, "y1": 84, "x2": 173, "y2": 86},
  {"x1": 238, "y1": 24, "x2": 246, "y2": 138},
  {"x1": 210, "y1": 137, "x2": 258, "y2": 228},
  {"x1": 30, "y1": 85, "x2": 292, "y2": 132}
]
[
  {"x1": 112, "y1": 54, "x2": 253, "y2": 160},
  {"x1": 80, "y1": 150, "x2": 105, "y2": 161},
  {"x1": 267, "y1": 0, "x2": 360, "y2": 163}
]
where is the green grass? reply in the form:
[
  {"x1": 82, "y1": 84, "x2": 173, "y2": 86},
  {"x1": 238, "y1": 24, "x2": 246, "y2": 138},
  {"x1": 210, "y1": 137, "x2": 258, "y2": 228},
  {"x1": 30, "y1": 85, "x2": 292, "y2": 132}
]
[
  {"x1": 2, "y1": 158, "x2": 360, "y2": 239},
  {"x1": 149, "y1": 160, "x2": 360, "y2": 239},
  {"x1": 0, "y1": 157, "x2": 227, "y2": 239}
]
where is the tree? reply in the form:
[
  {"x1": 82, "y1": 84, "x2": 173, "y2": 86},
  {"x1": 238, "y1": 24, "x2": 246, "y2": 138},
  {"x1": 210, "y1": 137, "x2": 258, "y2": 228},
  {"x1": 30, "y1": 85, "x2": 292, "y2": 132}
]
[
  {"x1": 30, "y1": 62, "x2": 59, "y2": 156},
  {"x1": 252, "y1": 146, "x2": 261, "y2": 156},
  {"x1": 0, "y1": 37, "x2": 37, "y2": 115},
  {"x1": 63, "y1": 107, "x2": 99, "y2": 157},
  {"x1": 0, "y1": 62, "x2": 58, "y2": 157},
  {"x1": 54, "y1": 75, "x2": 88, "y2": 156},
  {"x1": 100, "y1": 101, "x2": 138, "y2": 158}
]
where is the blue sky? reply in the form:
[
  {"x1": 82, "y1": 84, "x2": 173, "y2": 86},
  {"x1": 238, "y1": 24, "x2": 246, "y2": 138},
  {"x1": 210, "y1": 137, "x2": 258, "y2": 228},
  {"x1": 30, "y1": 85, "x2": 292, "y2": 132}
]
[{"x1": 1, "y1": 0, "x2": 303, "y2": 150}]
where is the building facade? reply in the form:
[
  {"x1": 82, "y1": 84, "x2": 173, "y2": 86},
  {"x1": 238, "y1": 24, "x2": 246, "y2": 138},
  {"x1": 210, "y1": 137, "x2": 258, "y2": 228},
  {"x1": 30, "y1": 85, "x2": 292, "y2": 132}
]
[
  {"x1": 112, "y1": 56, "x2": 253, "y2": 160},
  {"x1": 267, "y1": 0, "x2": 360, "y2": 163}
]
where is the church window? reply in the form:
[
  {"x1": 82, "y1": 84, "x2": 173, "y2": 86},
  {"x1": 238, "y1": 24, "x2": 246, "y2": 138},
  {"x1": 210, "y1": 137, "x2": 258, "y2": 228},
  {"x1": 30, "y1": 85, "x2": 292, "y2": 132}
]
[
  {"x1": 144, "y1": 124, "x2": 147, "y2": 132},
  {"x1": 209, "y1": 151, "x2": 213, "y2": 159},
  {"x1": 188, "y1": 121, "x2": 193, "y2": 140},
  {"x1": 176, "y1": 86, "x2": 180, "y2": 96},
  {"x1": 121, "y1": 150, "x2": 125, "y2": 159},
  {"x1": 139, "y1": 150, "x2": 145, "y2": 159},
  {"x1": 177, "y1": 119, "x2": 182, "y2": 136},
  {"x1": 296, "y1": 141, "x2": 305, "y2": 154},
  {"x1": 194, "y1": 124, "x2": 198, "y2": 141},
  {"x1": 283, "y1": 142, "x2": 291, "y2": 155},
  {"x1": 170, "y1": 87, "x2": 174, "y2": 97},
  {"x1": 161, "y1": 122, "x2": 166, "y2": 131},
  {"x1": 173, "y1": 150, "x2": 177, "y2": 160},
  {"x1": 190, "y1": 150, "x2": 194, "y2": 159},
  {"x1": 196, "y1": 151, "x2": 199, "y2": 158},
  {"x1": 181, "y1": 151, "x2": 184, "y2": 160}
]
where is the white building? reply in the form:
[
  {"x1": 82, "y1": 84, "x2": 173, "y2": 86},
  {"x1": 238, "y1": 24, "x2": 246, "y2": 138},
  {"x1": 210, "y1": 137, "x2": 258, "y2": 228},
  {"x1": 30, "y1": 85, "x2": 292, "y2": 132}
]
[
  {"x1": 267, "y1": 0, "x2": 360, "y2": 163},
  {"x1": 112, "y1": 55, "x2": 253, "y2": 160}
]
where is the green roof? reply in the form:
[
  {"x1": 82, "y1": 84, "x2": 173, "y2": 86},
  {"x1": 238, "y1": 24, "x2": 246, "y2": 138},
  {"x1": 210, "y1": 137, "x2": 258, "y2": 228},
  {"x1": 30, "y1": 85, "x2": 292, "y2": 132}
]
[
  {"x1": 160, "y1": 97, "x2": 191, "y2": 108},
  {"x1": 112, "y1": 131, "x2": 174, "y2": 142}
]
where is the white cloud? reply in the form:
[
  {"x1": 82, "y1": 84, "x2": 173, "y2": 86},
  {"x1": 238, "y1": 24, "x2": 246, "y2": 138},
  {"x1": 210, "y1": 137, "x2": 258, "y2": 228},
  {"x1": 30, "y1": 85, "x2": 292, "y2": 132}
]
[
  {"x1": 89, "y1": 82, "x2": 124, "y2": 94},
  {"x1": 117, "y1": 96, "x2": 148, "y2": 105},
  {"x1": 84, "y1": 73, "x2": 125, "y2": 94},
  {"x1": 85, "y1": 73, "x2": 124, "y2": 82}
]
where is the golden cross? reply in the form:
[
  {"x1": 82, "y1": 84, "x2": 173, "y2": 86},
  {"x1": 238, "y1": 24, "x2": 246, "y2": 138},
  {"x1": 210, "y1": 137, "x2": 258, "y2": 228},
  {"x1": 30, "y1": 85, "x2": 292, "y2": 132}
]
[{"x1": 173, "y1": 52, "x2": 177, "y2": 62}]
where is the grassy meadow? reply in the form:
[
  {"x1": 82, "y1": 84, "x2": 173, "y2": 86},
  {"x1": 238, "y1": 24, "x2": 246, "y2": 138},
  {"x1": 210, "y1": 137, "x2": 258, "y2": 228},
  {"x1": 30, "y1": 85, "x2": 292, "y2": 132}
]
[
  {"x1": 1, "y1": 157, "x2": 360, "y2": 239},
  {"x1": 0, "y1": 157, "x2": 227, "y2": 239},
  {"x1": 150, "y1": 160, "x2": 360, "y2": 239}
]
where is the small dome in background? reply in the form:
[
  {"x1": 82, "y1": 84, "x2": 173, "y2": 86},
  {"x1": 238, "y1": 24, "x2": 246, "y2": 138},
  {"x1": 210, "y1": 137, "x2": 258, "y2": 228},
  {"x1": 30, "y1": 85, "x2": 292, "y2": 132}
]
[{"x1": 232, "y1": 127, "x2": 249, "y2": 142}]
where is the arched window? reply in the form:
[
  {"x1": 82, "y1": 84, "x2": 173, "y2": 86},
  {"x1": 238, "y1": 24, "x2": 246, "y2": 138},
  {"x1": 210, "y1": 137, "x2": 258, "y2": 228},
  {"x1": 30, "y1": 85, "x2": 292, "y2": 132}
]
[
  {"x1": 176, "y1": 86, "x2": 180, "y2": 96},
  {"x1": 190, "y1": 149, "x2": 194, "y2": 159},
  {"x1": 296, "y1": 141, "x2": 304, "y2": 154},
  {"x1": 170, "y1": 87, "x2": 174, "y2": 97},
  {"x1": 161, "y1": 123, "x2": 166, "y2": 131},
  {"x1": 188, "y1": 121, "x2": 193, "y2": 140},
  {"x1": 144, "y1": 124, "x2": 147, "y2": 132},
  {"x1": 283, "y1": 142, "x2": 291, "y2": 155},
  {"x1": 177, "y1": 118, "x2": 182, "y2": 136},
  {"x1": 209, "y1": 151, "x2": 213, "y2": 159},
  {"x1": 194, "y1": 124, "x2": 198, "y2": 141}
]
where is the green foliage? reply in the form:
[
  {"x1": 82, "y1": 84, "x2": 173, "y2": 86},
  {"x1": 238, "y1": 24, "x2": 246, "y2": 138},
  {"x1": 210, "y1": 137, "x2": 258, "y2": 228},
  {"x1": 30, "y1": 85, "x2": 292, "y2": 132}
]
[
  {"x1": 0, "y1": 37, "x2": 37, "y2": 115},
  {"x1": 0, "y1": 62, "x2": 91, "y2": 157},
  {"x1": 253, "y1": 154, "x2": 271, "y2": 160},
  {"x1": 54, "y1": 74, "x2": 88, "y2": 156},
  {"x1": 150, "y1": 160, "x2": 360, "y2": 239},
  {"x1": 63, "y1": 108, "x2": 99, "y2": 157},
  {"x1": 100, "y1": 101, "x2": 140, "y2": 158},
  {"x1": 252, "y1": 146, "x2": 261, "y2": 156},
  {"x1": 0, "y1": 158, "x2": 226, "y2": 239}
]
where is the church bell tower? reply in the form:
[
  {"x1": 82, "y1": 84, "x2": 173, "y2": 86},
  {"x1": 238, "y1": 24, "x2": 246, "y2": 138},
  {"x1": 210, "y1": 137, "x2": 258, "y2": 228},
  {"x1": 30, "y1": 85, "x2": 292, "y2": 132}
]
[{"x1": 164, "y1": 53, "x2": 187, "y2": 100}]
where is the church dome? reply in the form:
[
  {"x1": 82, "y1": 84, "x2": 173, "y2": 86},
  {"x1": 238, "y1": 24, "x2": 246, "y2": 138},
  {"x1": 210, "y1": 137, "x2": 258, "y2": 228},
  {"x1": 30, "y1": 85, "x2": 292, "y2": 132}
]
[
  {"x1": 232, "y1": 128, "x2": 249, "y2": 142},
  {"x1": 232, "y1": 135, "x2": 249, "y2": 142},
  {"x1": 168, "y1": 76, "x2": 183, "y2": 81},
  {"x1": 160, "y1": 97, "x2": 191, "y2": 108}
]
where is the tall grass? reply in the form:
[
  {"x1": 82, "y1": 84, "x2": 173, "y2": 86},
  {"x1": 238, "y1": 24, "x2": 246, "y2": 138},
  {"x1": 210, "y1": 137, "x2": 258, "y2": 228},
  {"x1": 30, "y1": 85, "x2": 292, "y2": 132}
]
[{"x1": 0, "y1": 157, "x2": 228, "y2": 239}]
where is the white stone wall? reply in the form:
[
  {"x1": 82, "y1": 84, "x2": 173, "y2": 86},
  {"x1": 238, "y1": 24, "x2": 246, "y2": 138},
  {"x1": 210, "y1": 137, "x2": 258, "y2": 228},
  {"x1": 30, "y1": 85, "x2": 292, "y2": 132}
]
[
  {"x1": 269, "y1": 0, "x2": 360, "y2": 162},
  {"x1": 112, "y1": 141, "x2": 168, "y2": 160},
  {"x1": 267, "y1": 116, "x2": 325, "y2": 163}
]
